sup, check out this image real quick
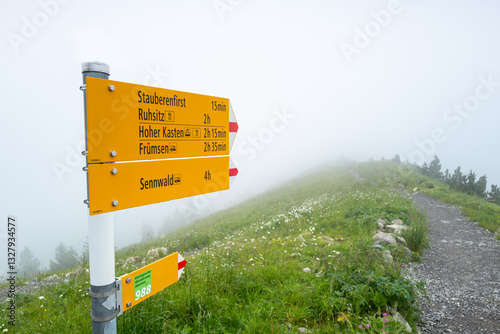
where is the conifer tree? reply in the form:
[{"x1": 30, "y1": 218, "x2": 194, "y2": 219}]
[
  {"x1": 489, "y1": 184, "x2": 500, "y2": 204},
  {"x1": 474, "y1": 175, "x2": 487, "y2": 198},
  {"x1": 49, "y1": 242, "x2": 79, "y2": 272},
  {"x1": 19, "y1": 247, "x2": 41, "y2": 279},
  {"x1": 428, "y1": 155, "x2": 442, "y2": 179},
  {"x1": 466, "y1": 170, "x2": 477, "y2": 195}
]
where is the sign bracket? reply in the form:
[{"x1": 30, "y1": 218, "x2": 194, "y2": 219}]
[
  {"x1": 89, "y1": 278, "x2": 123, "y2": 322},
  {"x1": 115, "y1": 278, "x2": 123, "y2": 318}
]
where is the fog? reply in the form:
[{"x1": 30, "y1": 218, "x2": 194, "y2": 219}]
[{"x1": 1, "y1": 0, "x2": 500, "y2": 271}]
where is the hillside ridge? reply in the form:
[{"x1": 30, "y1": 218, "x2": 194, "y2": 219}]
[{"x1": 7, "y1": 161, "x2": 500, "y2": 333}]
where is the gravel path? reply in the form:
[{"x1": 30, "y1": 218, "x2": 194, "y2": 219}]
[{"x1": 408, "y1": 192, "x2": 500, "y2": 334}]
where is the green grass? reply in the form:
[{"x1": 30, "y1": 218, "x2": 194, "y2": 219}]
[{"x1": 2, "y1": 163, "x2": 435, "y2": 333}]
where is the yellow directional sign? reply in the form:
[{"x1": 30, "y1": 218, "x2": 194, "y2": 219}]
[
  {"x1": 86, "y1": 77, "x2": 237, "y2": 163},
  {"x1": 87, "y1": 156, "x2": 231, "y2": 215},
  {"x1": 119, "y1": 252, "x2": 186, "y2": 313}
]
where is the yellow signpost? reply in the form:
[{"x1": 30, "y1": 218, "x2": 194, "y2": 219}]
[
  {"x1": 86, "y1": 77, "x2": 236, "y2": 163},
  {"x1": 82, "y1": 63, "x2": 238, "y2": 333},
  {"x1": 88, "y1": 156, "x2": 232, "y2": 215},
  {"x1": 118, "y1": 252, "x2": 186, "y2": 313}
]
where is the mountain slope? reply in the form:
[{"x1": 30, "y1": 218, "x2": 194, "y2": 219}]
[{"x1": 8, "y1": 162, "x2": 433, "y2": 333}]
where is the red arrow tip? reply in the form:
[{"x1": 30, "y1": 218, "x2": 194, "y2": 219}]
[
  {"x1": 229, "y1": 122, "x2": 238, "y2": 133},
  {"x1": 229, "y1": 168, "x2": 238, "y2": 177}
]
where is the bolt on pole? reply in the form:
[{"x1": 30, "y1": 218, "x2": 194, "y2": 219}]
[{"x1": 82, "y1": 61, "x2": 118, "y2": 334}]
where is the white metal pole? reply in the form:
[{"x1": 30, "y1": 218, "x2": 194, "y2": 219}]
[
  {"x1": 88, "y1": 213, "x2": 115, "y2": 285},
  {"x1": 81, "y1": 62, "x2": 118, "y2": 334}
]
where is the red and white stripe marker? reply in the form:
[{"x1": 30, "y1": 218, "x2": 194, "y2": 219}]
[
  {"x1": 228, "y1": 101, "x2": 239, "y2": 188},
  {"x1": 229, "y1": 158, "x2": 238, "y2": 187},
  {"x1": 229, "y1": 101, "x2": 238, "y2": 153},
  {"x1": 178, "y1": 253, "x2": 186, "y2": 280}
]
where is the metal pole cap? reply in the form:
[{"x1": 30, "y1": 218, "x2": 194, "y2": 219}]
[{"x1": 81, "y1": 61, "x2": 110, "y2": 75}]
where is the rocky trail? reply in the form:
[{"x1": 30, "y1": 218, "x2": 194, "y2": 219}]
[{"x1": 408, "y1": 193, "x2": 500, "y2": 334}]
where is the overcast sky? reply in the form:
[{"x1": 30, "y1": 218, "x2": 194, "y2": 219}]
[{"x1": 1, "y1": 0, "x2": 500, "y2": 270}]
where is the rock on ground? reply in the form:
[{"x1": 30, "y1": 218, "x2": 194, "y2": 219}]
[{"x1": 372, "y1": 232, "x2": 397, "y2": 245}]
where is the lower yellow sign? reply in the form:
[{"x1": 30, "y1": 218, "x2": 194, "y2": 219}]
[
  {"x1": 88, "y1": 156, "x2": 229, "y2": 215},
  {"x1": 119, "y1": 252, "x2": 186, "y2": 312}
]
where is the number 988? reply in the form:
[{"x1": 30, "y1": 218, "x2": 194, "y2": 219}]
[{"x1": 135, "y1": 285, "x2": 152, "y2": 300}]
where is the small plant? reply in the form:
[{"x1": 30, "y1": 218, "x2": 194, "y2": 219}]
[
  {"x1": 422, "y1": 181, "x2": 434, "y2": 189},
  {"x1": 354, "y1": 312, "x2": 408, "y2": 333},
  {"x1": 400, "y1": 209, "x2": 429, "y2": 254}
]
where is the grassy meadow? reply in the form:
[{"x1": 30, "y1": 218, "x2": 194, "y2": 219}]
[{"x1": 2, "y1": 161, "x2": 475, "y2": 333}]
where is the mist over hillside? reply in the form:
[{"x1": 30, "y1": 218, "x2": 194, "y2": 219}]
[{"x1": 2, "y1": 4, "x2": 500, "y2": 331}]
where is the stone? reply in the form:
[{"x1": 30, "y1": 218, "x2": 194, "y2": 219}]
[
  {"x1": 391, "y1": 219, "x2": 404, "y2": 226},
  {"x1": 298, "y1": 327, "x2": 308, "y2": 333},
  {"x1": 413, "y1": 187, "x2": 419, "y2": 193},
  {"x1": 402, "y1": 246, "x2": 412, "y2": 258},
  {"x1": 43, "y1": 274, "x2": 59, "y2": 283},
  {"x1": 386, "y1": 224, "x2": 406, "y2": 234},
  {"x1": 377, "y1": 219, "x2": 387, "y2": 230},
  {"x1": 396, "y1": 236, "x2": 407, "y2": 245},
  {"x1": 388, "y1": 307, "x2": 411, "y2": 332},
  {"x1": 26, "y1": 278, "x2": 38, "y2": 286},
  {"x1": 370, "y1": 244, "x2": 384, "y2": 250},
  {"x1": 372, "y1": 232, "x2": 397, "y2": 245},
  {"x1": 382, "y1": 250, "x2": 393, "y2": 264},
  {"x1": 303, "y1": 267, "x2": 311, "y2": 274}
]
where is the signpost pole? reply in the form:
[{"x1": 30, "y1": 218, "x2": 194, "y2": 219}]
[{"x1": 82, "y1": 62, "x2": 118, "y2": 334}]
